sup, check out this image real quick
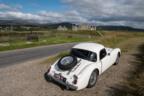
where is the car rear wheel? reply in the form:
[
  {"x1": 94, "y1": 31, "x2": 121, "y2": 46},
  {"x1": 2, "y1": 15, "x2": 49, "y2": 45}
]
[
  {"x1": 87, "y1": 70, "x2": 98, "y2": 88},
  {"x1": 44, "y1": 72, "x2": 52, "y2": 82}
]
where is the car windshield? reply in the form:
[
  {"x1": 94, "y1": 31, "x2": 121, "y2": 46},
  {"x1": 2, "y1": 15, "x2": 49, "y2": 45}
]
[{"x1": 70, "y1": 48, "x2": 97, "y2": 62}]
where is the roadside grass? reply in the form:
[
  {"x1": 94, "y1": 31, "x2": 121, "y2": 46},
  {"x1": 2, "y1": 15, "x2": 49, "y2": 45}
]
[
  {"x1": 97, "y1": 36, "x2": 126, "y2": 47},
  {"x1": 108, "y1": 44, "x2": 144, "y2": 96},
  {"x1": 42, "y1": 51, "x2": 69, "y2": 64},
  {"x1": 117, "y1": 37, "x2": 144, "y2": 52},
  {"x1": 65, "y1": 30, "x2": 104, "y2": 37}
]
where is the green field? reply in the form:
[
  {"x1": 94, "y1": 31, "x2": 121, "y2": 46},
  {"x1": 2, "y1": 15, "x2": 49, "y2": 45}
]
[{"x1": 0, "y1": 30, "x2": 144, "y2": 51}]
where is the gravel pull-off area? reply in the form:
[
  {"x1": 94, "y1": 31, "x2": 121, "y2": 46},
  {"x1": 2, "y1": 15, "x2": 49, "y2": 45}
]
[{"x1": 0, "y1": 40, "x2": 143, "y2": 96}]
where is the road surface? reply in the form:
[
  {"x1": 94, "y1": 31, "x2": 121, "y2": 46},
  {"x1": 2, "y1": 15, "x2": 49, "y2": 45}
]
[{"x1": 0, "y1": 43, "x2": 76, "y2": 68}]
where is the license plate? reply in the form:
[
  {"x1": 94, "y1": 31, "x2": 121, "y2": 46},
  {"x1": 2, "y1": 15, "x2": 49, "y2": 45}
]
[
  {"x1": 54, "y1": 73, "x2": 61, "y2": 79},
  {"x1": 54, "y1": 73, "x2": 66, "y2": 82}
]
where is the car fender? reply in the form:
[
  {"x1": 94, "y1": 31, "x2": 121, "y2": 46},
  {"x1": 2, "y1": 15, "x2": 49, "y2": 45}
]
[
  {"x1": 109, "y1": 48, "x2": 121, "y2": 63},
  {"x1": 114, "y1": 48, "x2": 121, "y2": 55},
  {"x1": 76, "y1": 63, "x2": 100, "y2": 90}
]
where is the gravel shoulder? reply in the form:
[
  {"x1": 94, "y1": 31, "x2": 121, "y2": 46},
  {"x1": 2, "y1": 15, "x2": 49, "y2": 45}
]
[{"x1": 0, "y1": 38, "x2": 143, "y2": 96}]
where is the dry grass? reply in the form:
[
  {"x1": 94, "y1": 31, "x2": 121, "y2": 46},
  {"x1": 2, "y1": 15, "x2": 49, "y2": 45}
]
[{"x1": 42, "y1": 51, "x2": 69, "y2": 64}]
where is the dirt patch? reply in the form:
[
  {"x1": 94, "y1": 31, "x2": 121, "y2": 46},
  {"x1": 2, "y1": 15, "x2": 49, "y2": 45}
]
[
  {"x1": 0, "y1": 39, "x2": 143, "y2": 96},
  {"x1": 107, "y1": 44, "x2": 144, "y2": 96}
]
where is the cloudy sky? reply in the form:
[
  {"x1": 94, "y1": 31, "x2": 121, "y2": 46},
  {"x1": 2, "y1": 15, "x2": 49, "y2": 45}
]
[{"x1": 0, "y1": 0, "x2": 144, "y2": 28}]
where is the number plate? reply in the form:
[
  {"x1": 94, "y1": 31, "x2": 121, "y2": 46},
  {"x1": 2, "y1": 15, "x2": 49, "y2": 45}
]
[
  {"x1": 54, "y1": 73, "x2": 61, "y2": 79},
  {"x1": 54, "y1": 73, "x2": 66, "y2": 82}
]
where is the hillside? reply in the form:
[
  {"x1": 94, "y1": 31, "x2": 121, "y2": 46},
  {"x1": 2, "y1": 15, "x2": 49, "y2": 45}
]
[{"x1": 0, "y1": 20, "x2": 144, "y2": 31}]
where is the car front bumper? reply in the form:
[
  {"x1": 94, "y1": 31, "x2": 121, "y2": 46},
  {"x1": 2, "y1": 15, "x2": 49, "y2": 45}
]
[{"x1": 45, "y1": 73, "x2": 78, "y2": 90}]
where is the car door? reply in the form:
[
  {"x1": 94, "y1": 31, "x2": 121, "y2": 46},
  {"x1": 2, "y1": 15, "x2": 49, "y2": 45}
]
[{"x1": 99, "y1": 48, "x2": 111, "y2": 72}]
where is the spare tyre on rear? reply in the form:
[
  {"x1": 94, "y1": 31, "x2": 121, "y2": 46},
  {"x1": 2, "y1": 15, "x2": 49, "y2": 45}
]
[{"x1": 57, "y1": 55, "x2": 77, "y2": 71}]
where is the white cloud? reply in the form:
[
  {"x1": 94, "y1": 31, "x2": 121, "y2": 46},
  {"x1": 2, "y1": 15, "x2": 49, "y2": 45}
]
[
  {"x1": 62, "y1": 0, "x2": 144, "y2": 28},
  {"x1": 0, "y1": 3, "x2": 22, "y2": 11},
  {"x1": 38, "y1": 10, "x2": 87, "y2": 23},
  {"x1": 0, "y1": 10, "x2": 87, "y2": 23},
  {"x1": 62, "y1": 0, "x2": 144, "y2": 17},
  {"x1": 0, "y1": 11, "x2": 41, "y2": 20},
  {"x1": 0, "y1": 3, "x2": 11, "y2": 10}
]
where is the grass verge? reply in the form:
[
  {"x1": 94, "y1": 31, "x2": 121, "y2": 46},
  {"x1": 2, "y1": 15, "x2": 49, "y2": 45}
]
[
  {"x1": 0, "y1": 36, "x2": 94, "y2": 51},
  {"x1": 42, "y1": 51, "x2": 69, "y2": 64}
]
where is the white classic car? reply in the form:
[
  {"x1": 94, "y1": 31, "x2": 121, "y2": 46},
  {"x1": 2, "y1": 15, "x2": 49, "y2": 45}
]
[{"x1": 45, "y1": 43, "x2": 121, "y2": 90}]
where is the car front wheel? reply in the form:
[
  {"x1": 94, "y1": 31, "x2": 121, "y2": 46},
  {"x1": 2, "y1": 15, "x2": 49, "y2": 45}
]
[{"x1": 114, "y1": 54, "x2": 120, "y2": 65}]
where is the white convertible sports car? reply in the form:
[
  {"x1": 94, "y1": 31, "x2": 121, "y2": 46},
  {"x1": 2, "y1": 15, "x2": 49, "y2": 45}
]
[{"x1": 45, "y1": 43, "x2": 121, "y2": 90}]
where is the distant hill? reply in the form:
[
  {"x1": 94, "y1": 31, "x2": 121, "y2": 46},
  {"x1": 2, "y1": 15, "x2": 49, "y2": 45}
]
[
  {"x1": 0, "y1": 20, "x2": 144, "y2": 31},
  {"x1": 0, "y1": 20, "x2": 37, "y2": 26},
  {"x1": 97, "y1": 25, "x2": 144, "y2": 32},
  {"x1": 0, "y1": 20, "x2": 74, "y2": 29},
  {"x1": 43, "y1": 22, "x2": 74, "y2": 29}
]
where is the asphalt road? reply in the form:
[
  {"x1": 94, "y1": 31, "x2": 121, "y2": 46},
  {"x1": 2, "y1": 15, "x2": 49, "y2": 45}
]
[{"x1": 0, "y1": 43, "x2": 76, "y2": 68}]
